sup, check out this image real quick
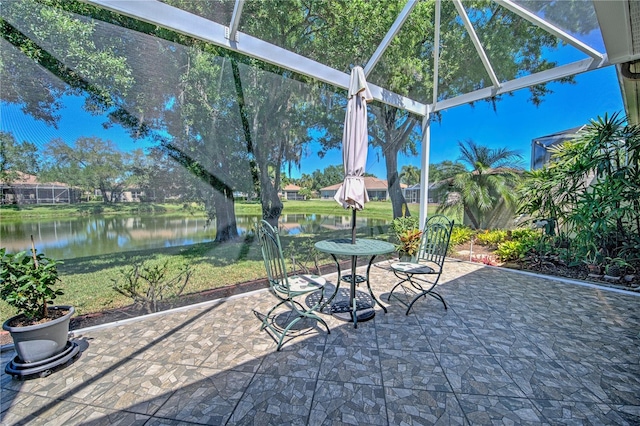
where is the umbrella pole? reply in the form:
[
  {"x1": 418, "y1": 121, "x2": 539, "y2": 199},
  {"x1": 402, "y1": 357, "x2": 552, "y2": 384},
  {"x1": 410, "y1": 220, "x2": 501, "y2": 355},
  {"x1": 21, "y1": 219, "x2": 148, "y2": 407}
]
[{"x1": 351, "y1": 208, "x2": 356, "y2": 244}]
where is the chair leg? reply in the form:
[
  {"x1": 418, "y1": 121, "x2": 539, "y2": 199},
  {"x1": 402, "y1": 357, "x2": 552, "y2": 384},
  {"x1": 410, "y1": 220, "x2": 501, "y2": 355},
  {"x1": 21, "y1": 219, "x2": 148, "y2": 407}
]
[
  {"x1": 388, "y1": 277, "x2": 410, "y2": 301},
  {"x1": 405, "y1": 290, "x2": 447, "y2": 315},
  {"x1": 427, "y1": 291, "x2": 447, "y2": 309},
  {"x1": 264, "y1": 292, "x2": 331, "y2": 351},
  {"x1": 262, "y1": 299, "x2": 288, "y2": 330},
  {"x1": 304, "y1": 311, "x2": 331, "y2": 334},
  {"x1": 275, "y1": 311, "x2": 331, "y2": 351}
]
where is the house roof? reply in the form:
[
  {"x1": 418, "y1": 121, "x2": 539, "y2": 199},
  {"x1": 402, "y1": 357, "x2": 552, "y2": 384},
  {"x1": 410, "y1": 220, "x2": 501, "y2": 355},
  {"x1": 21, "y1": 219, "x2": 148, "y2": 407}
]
[
  {"x1": 320, "y1": 176, "x2": 405, "y2": 191},
  {"x1": 532, "y1": 126, "x2": 586, "y2": 147},
  {"x1": 283, "y1": 184, "x2": 301, "y2": 191},
  {"x1": 0, "y1": 172, "x2": 68, "y2": 187}
]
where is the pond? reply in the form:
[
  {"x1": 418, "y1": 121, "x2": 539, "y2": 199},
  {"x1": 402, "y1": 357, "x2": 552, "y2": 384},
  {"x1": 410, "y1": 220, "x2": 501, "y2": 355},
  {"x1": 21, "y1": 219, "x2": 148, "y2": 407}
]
[{"x1": 0, "y1": 214, "x2": 390, "y2": 259}]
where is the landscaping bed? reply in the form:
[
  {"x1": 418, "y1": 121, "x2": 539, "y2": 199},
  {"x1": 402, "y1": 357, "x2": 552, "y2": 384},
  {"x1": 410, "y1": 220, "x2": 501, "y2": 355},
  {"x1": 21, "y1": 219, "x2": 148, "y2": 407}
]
[{"x1": 450, "y1": 241, "x2": 640, "y2": 292}]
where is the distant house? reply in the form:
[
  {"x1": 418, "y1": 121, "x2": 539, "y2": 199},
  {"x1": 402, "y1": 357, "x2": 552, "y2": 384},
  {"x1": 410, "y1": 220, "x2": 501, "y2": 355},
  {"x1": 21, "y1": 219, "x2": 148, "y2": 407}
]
[
  {"x1": 281, "y1": 184, "x2": 305, "y2": 200},
  {"x1": 531, "y1": 126, "x2": 585, "y2": 170},
  {"x1": 0, "y1": 172, "x2": 79, "y2": 205},
  {"x1": 120, "y1": 189, "x2": 145, "y2": 202},
  {"x1": 403, "y1": 181, "x2": 446, "y2": 204},
  {"x1": 319, "y1": 176, "x2": 403, "y2": 201}
]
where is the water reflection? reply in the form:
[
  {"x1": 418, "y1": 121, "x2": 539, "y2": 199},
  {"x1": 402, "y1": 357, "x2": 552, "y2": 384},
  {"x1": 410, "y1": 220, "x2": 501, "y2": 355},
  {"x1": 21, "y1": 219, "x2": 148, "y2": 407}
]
[{"x1": 0, "y1": 214, "x2": 389, "y2": 259}]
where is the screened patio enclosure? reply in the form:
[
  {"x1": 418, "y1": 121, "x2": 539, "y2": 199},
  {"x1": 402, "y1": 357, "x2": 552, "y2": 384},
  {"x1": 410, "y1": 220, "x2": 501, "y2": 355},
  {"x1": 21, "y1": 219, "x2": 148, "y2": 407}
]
[{"x1": 0, "y1": 0, "x2": 635, "y2": 230}]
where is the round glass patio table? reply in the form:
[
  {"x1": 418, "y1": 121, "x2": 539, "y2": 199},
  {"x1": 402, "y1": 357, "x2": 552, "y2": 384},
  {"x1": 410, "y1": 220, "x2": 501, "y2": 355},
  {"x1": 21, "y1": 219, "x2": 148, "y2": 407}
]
[{"x1": 314, "y1": 238, "x2": 395, "y2": 328}]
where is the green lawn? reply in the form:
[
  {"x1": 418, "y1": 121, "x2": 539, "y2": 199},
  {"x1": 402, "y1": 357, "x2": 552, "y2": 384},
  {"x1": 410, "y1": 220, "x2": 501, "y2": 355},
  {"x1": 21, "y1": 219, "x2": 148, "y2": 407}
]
[
  {"x1": 0, "y1": 202, "x2": 197, "y2": 220},
  {"x1": 1, "y1": 200, "x2": 449, "y2": 323}
]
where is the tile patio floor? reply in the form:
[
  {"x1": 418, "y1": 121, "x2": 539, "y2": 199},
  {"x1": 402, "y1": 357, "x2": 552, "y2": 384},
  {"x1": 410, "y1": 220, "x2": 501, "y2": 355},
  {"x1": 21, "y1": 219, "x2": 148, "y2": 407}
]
[{"x1": 1, "y1": 259, "x2": 639, "y2": 425}]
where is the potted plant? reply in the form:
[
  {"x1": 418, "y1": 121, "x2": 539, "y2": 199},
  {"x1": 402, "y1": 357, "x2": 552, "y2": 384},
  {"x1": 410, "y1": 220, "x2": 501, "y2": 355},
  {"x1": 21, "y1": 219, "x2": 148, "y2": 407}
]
[
  {"x1": 390, "y1": 215, "x2": 422, "y2": 261},
  {"x1": 1, "y1": 241, "x2": 78, "y2": 377}
]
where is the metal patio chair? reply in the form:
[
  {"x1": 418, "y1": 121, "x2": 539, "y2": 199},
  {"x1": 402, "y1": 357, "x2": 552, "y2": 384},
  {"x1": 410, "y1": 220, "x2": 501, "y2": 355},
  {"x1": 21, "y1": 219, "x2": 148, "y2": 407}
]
[
  {"x1": 257, "y1": 220, "x2": 330, "y2": 350},
  {"x1": 388, "y1": 215, "x2": 454, "y2": 315}
]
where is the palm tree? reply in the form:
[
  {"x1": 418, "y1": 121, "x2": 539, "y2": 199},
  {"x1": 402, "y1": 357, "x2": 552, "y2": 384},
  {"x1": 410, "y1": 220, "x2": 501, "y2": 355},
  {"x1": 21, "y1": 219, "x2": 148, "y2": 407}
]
[
  {"x1": 439, "y1": 139, "x2": 523, "y2": 229},
  {"x1": 399, "y1": 164, "x2": 421, "y2": 186}
]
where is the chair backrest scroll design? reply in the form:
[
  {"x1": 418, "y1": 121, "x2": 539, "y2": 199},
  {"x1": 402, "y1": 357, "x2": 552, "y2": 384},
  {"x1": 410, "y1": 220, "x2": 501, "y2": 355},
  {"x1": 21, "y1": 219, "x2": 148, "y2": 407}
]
[
  {"x1": 257, "y1": 220, "x2": 289, "y2": 293},
  {"x1": 417, "y1": 216, "x2": 454, "y2": 267}
]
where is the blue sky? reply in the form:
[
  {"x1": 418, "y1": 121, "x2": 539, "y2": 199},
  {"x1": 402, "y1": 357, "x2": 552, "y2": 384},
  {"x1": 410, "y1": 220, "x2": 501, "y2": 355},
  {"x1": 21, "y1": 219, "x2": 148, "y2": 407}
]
[
  {"x1": 1, "y1": 64, "x2": 624, "y2": 181},
  {"x1": 306, "y1": 65, "x2": 624, "y2": 179}
]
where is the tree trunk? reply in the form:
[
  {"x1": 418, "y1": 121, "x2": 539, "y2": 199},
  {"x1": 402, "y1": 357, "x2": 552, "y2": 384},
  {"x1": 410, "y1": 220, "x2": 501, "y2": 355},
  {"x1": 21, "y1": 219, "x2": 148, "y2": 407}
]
[
  {"x1": 259, "y1": 168, "x2": 282, "y2": 227},
  {"x1": 375, "y1": 105, "x2": 413, "y2": 219},
  {"x1": 464, "y1": 205, "x2": 480, "y2": 229},
  {"x1": 384, "y1": 148, "x2": 409, "y2": 219},
  {"x1": 99, "y1": 184, "x2": 110, "y2": 203},
  {"x1": 212, "y1": 187, "x2": 239, "y2": 243}
]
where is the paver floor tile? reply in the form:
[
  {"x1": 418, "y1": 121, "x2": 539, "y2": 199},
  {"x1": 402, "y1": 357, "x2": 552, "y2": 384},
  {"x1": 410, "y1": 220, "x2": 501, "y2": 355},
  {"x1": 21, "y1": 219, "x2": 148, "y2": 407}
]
[
  {"x1": 0, "y1": 391, "x2": 88, "y2": 426},
  {"x1": 531, "y1": 399, "x2": 636, "y2": 425},
  {"x1": 425, "y1": 324, "x2": 491, "y2": 356},
  {"x1": 495, "y1": 356, "x2": 603, "y2": 403},
  {"x1": 451, "y1": 308, "x2": 511, "y2": 331},
  {"x1": 92, "y1": 360, "x2": 218, "y2": 415},
  {"x1": 319, "y1": 345, "x2": 382, "y2": 385},
  {"x1": 612, "y1": 404, "x2": 640, "y2": 424},
  {"x1": 61, "y1": 405, "x2": 151, "y2": 425},
  {"x1": 324, "y1": 319, "x2": 377, "y2": 348},
  {"x1": 1, "y1": 351, "x2": 125, "y2": 404},
  {"x1": 309, "y1": 380, "x2": 386, "y2": 426},
  {"x1": 2, "y1": 260, "x2": 638, "y2": 425},
  {"x1": 153, "y1": 369, "x2": 254, "y2": 425},
  {"x1": 71, "y1": 329, "x2": 157, "y2": 358},
  {"x1": 375, "y1": 323, "x2": 432, "y2": 352},
  {"x1": 379, "y1": 348, "x2": 451, "y2": 391},
  {"x1": 128, "y1": 331, "x2": 221, "y2": 366},
  {"x1": 561, "y1": 361, "x2": 640, "y2": 406},
  {"x1": 384, "y1": 387, "x2": 465, "y2": 426},
  {"x1": 256, "y1": 343, "x2": 324, "y2": 379},
  {"x1": 457, "y1": 394, "x2": 548, "y2": 425},
  {"x1": 469, "y1": 327, "x2": 552, "y2": 359},
  {"x1": 228, "y1": 373, "x2": 315, "y2": 425},
  {"x1": 143, "y1": 417, "x2": 203, "y2": 425},
  {"x1": 527, "y1": 330, "x2": 635, "y2": 364},
  {"x1": 437, "y1": 353, "x2": 526, "y2": 397},
  {"x1": 199, "y1": 337, "x2": 268, "y2": 373}
]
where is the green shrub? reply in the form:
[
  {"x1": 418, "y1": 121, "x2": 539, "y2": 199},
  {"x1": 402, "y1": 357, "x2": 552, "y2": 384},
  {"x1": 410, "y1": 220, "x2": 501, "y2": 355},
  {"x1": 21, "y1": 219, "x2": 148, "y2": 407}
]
[
  {"x1": 389, "y1": 215, "x2": 420, "y2": 237},
  {"x1": 495, "y1": 227, "x2": 547, "y2": 261},
  {"x1": 495, "y1": 240, "x2": 529, "y2": 261},
  {"x1": 510, "y1": 227, "x2": 539, "y2": 242},
  {"x1": 475, "y1": 229, "x2": 508, "y2": 247},
  {"x1": 449, "y1": 225, "x2": 474, "y2": 247},
  {"x1": 112, "y1": 260, "x2": 192, "y2": 314},
  {"x1": 0, "y1": 248, "x2": 64, "y2": 321},
  {"x1": 389, "y1": 215, "x2": 422, "y2": 257}
]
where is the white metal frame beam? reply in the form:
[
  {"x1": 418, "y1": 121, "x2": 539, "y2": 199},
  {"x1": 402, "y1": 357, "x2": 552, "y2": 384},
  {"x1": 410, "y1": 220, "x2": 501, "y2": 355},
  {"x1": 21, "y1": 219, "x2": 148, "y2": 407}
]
[
  {"x1": 495, "y1": 0, "x2": 605, "y2": 62},
  {"x1": 85, "y1": 0, "x2": 428, "y2": 116},
  {"x1": 83, "y1": 1, "x2": 615, "y2": 119},
  {"x1": 364, "y1": 0, "x2": 418, "y2": 77},
  {"x1": 452, "y1": 0, "x2": 501, "y2": 88},
  {"x1": 432, "y1": 0, "x2": 442, "y2": 105},
  {"x1": 226, "y1": 0, "x2": 245, "y2": 42},
  {"x1": 433, "y1": 56, "x2": 608, "y2": 112},
  {"x1": 418, "y1": 112, "x2": 432, "y2": 228}
]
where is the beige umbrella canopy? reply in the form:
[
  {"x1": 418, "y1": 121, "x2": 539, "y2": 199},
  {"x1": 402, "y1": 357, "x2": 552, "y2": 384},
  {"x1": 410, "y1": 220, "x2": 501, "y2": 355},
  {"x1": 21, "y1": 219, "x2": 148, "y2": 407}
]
[{"x1": 334, "y1": 66, "x2": 373, "y2": 243}]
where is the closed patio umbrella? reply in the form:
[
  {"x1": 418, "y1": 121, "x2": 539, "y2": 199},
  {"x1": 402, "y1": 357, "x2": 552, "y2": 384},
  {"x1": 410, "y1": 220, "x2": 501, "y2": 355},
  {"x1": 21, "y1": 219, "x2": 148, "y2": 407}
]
[{"x1": 334, "y1": 66, "x2": 373, "y2": 244}]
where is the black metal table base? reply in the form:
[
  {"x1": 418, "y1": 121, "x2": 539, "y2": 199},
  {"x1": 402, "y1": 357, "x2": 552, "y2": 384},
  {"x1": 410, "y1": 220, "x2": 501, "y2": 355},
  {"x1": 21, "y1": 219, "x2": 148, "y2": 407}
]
[
  {"x1": 340, "y1": 274, "x2": 366, "y2": 284},
  {"x1": 330, "y1": 300, "x2": 375, "y2": 322}
]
